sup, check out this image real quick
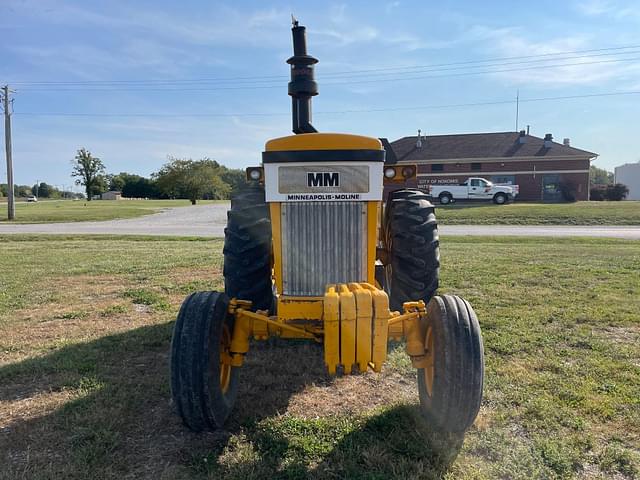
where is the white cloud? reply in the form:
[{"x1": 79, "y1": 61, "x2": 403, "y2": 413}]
[
  {"x1": 575, "y1": 0, "x2": 640, "y2": 20},
  {"x1": 467, "y1": 28, "x2": 640, "y2": 87}
]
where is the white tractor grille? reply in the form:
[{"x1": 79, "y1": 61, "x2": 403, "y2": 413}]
[{"x1": 280, "y1": 202, "x2": 367, "y2": 296}]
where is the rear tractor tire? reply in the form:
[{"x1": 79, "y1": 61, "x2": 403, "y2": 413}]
[
  {"x1": 224, "y1": 185, "x2": 273, "y2": 312},
  {"x1": 383, "y1": 189, "x2": 440, "y2": 312},
  {"x1": 417, "y1": 295, "x2": 484, "y2": 433},
  {"x1": 170, "y1": 291, "x2": 239, "y2": 431}
]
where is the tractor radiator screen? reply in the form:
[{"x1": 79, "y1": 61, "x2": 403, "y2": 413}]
[{"x1": 280, "y1": 202, "x2": 367, "y2": 296}]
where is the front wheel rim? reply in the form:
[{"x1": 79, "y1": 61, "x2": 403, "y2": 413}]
[
  {"x1": 219, "y1": 324, "x2": 233, "y2": 394},
  {"x1": 423, "y1": 325, "x2": 435, "y2": 397}
]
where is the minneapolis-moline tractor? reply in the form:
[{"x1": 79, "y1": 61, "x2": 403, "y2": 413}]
[{"x1": 171, "y1": 20, "x2": 484, "y2": 435}]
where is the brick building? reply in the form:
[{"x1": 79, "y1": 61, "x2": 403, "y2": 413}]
[{"x1": 386, "y1": 131, "x2": 597, "y2": 201}]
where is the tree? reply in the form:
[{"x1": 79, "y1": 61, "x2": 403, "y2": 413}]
[
  {"x1": 107, "y1": 174, "x2": 125, "y2": 192},
  {"x1": 31, "y1": 182, "x2": 55, "y2": 198},
  {"x1": 154, "y1": 158, "x2": 230, "y2": 204},
  {"x1": 590, "y1": 165, "x2": 613, "y2": 186},
  {"x1": 220, "y1": 167, "x2": 247, "y2": 194},
  {"x1": 15, "y1": 185, "x2": 32, "y2": 197},
  {"x1": 71, "y1": 148, "x2": 106, "y2": 201}
]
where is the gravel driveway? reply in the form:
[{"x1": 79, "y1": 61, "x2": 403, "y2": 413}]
[{"x1": 1, "y1": 203, "x2": 639, "y2": 239}]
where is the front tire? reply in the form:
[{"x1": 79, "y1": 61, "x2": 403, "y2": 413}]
[
  {"x1": 417, "y1": 295, "x2": 484, "y2": 433},
  {"x1": 170, "y1": 291, "x2": 239, "y2": 431}
]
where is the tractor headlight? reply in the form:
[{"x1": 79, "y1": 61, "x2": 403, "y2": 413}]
[
  {"x1": 402, "y1": 166, "x2": 415, "y2": 178},
  {"x1": 384, "y1": 167, "x2": 396, "y2": 179},
  {"x1": 246, "y1": 167, "x2": 263, "y2": 182}
]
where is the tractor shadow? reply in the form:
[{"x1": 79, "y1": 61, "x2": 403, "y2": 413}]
[
  {"x1": 219, "y1": 404, "x2": 465, "y2": 479},
  {"x1": 0, "y1": 322, "x2": 463, "y2": 479}
]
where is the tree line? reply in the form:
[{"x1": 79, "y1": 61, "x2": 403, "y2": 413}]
[
  {"x1": 2, "y1": 148, "x2": 246, "y2": 203},
  {"x1": 71, "y1": 148, "x2": 245, "y2": 203},
  {"x1": 0, "y1": 183, "x2": 80, "y2": 199}
]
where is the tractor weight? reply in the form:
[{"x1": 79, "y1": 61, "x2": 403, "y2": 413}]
[
  {"x1": 170, "y1": 291, "x2": 239, "y2": 431},
  {"x1": 417, "y1": 295, "x2": 484, "y2": 433}
]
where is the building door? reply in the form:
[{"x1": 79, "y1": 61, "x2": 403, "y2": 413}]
[{"x1": 542, "y1": 174, "x2": 562, "y2": 202}]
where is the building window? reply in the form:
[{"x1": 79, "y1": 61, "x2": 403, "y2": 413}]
[
  {"x1": 471, "y1": 162, "x2": 482, "y2": 171},
  {"x1": 491, "y1": 175, "x2": 516, "y2": 185},
  {"x1": 431, "y1": 164, "x2": 444, "y2": 172}
]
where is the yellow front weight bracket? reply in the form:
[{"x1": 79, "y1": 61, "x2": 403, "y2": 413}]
[
  {"x1": 227, "y1": 298, "x2": 321, "y2": 367},
  {"x1": 388, "y1": 301, "x2": 430, "y2": 369},
  {"x1": 227, "y1": 292, "x2": 429, "y2": 374}
]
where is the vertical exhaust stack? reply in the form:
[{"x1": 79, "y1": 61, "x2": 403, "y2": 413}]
[{"x1": 288, "y1": 18, "x2": 318, "y2": 134}]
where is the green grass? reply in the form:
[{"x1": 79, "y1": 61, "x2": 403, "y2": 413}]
[
  {"x1": 0, "y1": 235, "x2": 638, "y2": 479},
  {"x1": 0, "y1": 199, "x2": 222, "y2": 223},
  {"x1": 436, "y1": 201, "x2": 640, "y2": 225}
]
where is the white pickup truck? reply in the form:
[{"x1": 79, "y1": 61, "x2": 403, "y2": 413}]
[{"x1": 426, "y1": 177, "x2": 518, "y2": 205}]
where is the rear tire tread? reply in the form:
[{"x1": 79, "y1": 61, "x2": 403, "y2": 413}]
[{"x1": 224, "y1": 186, "x2": 273, "y2": 311}]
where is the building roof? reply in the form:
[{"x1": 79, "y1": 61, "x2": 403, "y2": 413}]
[{"x1": 389, "y1": 131, "x2": 597, "y2": 163}]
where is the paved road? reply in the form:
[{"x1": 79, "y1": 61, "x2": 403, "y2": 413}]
[
  {"x1": 1, "y1": 203, "x2": 639, "y2": 239},
  {"x1": 0, "y1": 203, "x2": 229, "y2": 237}
]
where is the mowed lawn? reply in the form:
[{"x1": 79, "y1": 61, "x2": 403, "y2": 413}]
[
  {"x1": 436, "y1": 201, "x2": 640, "y2": 225},
  {"x1": 1, "y1": 199, "x2": 639, "y2": 227},
  {"x1": 0, "y1": 236, "x2": 638, "y2": 479},
  {"x1": 0, "y1": 199, "x2": 221, "y2": 223}
]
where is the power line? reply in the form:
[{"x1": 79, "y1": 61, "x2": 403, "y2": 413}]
[
  {"x1": 12, "y1": 90, "x2": 640, "y2": 118},
  {"x1": 7, "y1": 43, "x2": 640, "y2": 86},
  {"x1": 13, "y1": 55, "x2": 640, "y2": 92}
]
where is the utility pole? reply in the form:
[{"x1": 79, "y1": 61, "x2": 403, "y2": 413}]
[{"x1": 2, "y1": 85, "x2": 15, "y2": 220}]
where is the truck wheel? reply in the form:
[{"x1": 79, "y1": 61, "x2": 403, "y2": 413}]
[
  {"x1": 383, "y1": 189, "x2": 439, "y2": 312},
  {"x1": 224, "y1": 185, "x2": 273, "y2": 311},
  {"x1": 439, "y1": 193, "x2": 452, "y2": 205},
  {"x1": 170, "y1": 291, "x2": 239, "y2": 431},
  {"x1": 493, "y1": 193, "x2": 506, "y2": 205},
  {"x1": 417, "y1": 295, "x2": 484, "y2": 433}
]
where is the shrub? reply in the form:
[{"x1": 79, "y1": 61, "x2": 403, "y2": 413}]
[
  {"x1": 606, "y1": 183, "x2": 629, "y2": 201},
  {"x1": 590, "y1": 185, "x2": 606, "y2": 201}
]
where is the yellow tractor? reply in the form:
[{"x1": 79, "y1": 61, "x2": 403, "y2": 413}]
[{"x1": 170, "y1": 20, "x2": 484, "y2": 434}]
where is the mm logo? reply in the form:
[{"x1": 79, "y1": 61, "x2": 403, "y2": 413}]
[{"x1": 307, "y1": 172, "x2": 340, "y2": 187}]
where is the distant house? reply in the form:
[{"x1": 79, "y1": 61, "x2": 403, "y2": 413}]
[
  {"x1": 614, "y1": 162, "x2": 640, "y2": 200},
  {"x1": 386, "y1": 131, "x2": 598, "y2": 201},
  {"x1": 101, "y1": 191, "x2": 122, "y2": 200}
]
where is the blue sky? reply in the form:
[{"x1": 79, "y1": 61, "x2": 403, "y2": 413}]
[{"x1": 2, "y1": 0, "x2": 639, "y2": 188}]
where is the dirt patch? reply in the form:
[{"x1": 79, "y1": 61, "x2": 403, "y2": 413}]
[
  {"x1": 596, "y1": 325, "x2": 640, "y2": 346},
  {"x1": 286, "y1": 371, "x2": 417, "y2": 418}
]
